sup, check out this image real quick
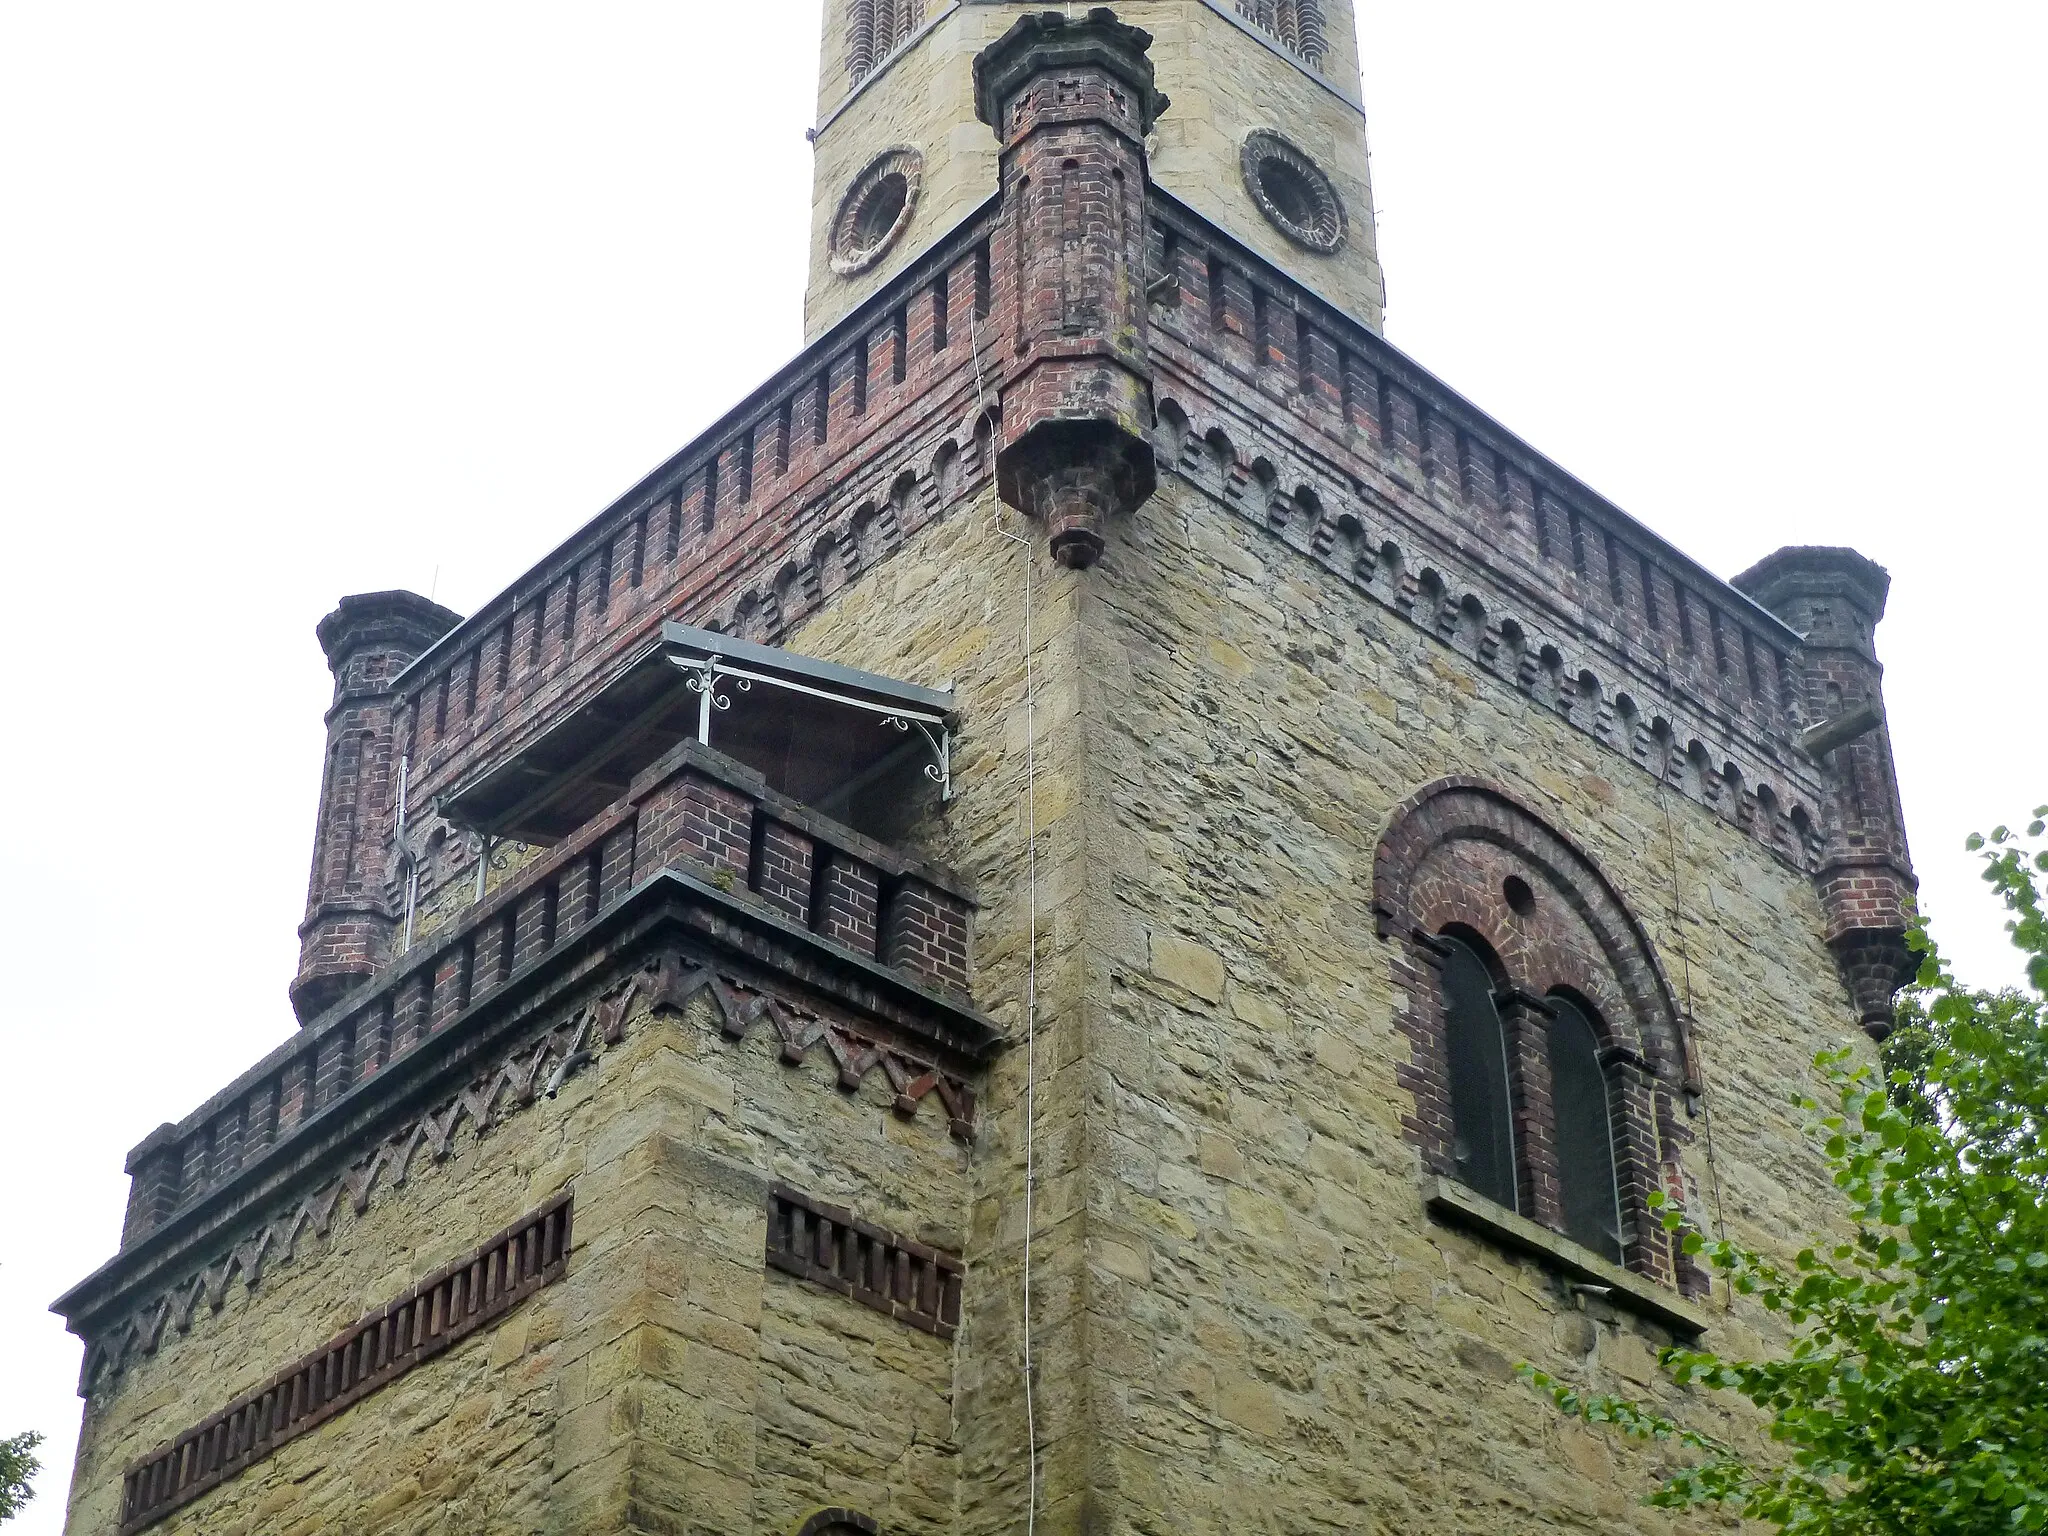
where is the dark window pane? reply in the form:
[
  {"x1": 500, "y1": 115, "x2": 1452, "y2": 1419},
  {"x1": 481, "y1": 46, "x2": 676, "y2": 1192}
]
[
  {"x1": 1548, "y1": 996, "x2": 1624, "y2": 1265},
  {"x1": 1441, "y1": 936, "x2": 1517, "y2": 1211}
]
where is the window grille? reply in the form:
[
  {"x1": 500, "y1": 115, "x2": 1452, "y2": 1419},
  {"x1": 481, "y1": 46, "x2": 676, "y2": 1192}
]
[
  {"x1": 1235, "y1": 0, "x2": 1329, "y2": 69},
  {"x1": 767, "y1": 1183, "x2": 963, "y2": 1337},
  {"x1": 848, "y1": 0, "x2": 926, "y2": 85}
]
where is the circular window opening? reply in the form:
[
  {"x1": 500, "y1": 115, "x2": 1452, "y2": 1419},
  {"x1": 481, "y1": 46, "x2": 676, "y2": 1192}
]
[
  {"x1": 1257, "y1": 158, "x2": 1321, "y2": 234},
  {"x1": 1503, "y1": 875, "x2": 1536, "y2": 916},
  {"x1": 1241, "y1": 130, "x2": 1346, "y2": 254},
  {"x1": 831, "y1": 147, "x2": 923, "y2": 276},
  {"x1": 854, "y1": 173, "x2": 908, "y2": 248}
]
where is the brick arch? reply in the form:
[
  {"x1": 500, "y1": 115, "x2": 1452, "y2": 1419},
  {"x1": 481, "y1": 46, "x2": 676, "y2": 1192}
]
[
  {"x1": 796, "y1": 1510, "x2": 881, "y2": 1536},
  {"x1": 1374, "y1": 778, "x2": 1705, "y2": 1293},
  {"x1": 1375, "y1": 779, "x2": 1683, "y2": 1067}
]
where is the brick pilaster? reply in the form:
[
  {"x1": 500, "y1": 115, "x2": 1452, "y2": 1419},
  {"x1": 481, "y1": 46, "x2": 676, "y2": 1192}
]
[
  {"x1": 1497, "y1": 990, "x2": 1561, "y2": 1229},
  {"x1": 816, "y1": 853, "x2": 882, "y2": 957},
  {"x1": 753, "y1": 820, "x2": 817, "y2": 923},
  {"x1": 882, "y1": 878, "x2": 972, "y2": 992}
]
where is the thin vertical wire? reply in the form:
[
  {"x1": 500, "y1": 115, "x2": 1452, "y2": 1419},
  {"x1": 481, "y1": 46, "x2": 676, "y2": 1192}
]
[
  {"x1": 1661, "y1": 782, "x2": 1731, "y2": 1306},
  {"x1": 971, "y1": 291, "x2": 1039, "y2": 1536}
]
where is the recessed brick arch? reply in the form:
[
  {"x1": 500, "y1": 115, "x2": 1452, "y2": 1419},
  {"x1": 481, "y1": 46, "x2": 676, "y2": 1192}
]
[
  {"x1": 796, "y1": 1509, "x2": 882, "y2": 1536},
  {"x1": 1374, "y1": 778, "x2": 1707, "y2": 1294}
]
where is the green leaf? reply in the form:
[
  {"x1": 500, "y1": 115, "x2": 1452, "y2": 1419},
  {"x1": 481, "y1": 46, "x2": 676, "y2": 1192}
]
[{"x1": 1523, "y1": 808, "x2": 2048, "y2": 1534}]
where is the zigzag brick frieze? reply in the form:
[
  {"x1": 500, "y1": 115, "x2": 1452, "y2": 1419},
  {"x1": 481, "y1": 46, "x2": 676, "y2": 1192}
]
[{"x1": 80, "y1": 953, "x2": 975, "y2": 1399}]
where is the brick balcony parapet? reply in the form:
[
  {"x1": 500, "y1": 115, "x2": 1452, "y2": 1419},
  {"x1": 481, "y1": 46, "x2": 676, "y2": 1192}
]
[
  {"x1": 387, "y1": 199, "x2": 1005, "y2": 846},
  {"x1": 101, "y1": 739, "x2": 984, "y2": 1277}
]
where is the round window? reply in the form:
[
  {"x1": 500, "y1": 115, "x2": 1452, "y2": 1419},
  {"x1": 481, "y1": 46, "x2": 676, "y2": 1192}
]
[
  {"x1": 1240, "y1": 130, "x2": 1347, "y2": 254},
  {"x1": 831, "y1": 147, "x2": 923, "y2": 276}
]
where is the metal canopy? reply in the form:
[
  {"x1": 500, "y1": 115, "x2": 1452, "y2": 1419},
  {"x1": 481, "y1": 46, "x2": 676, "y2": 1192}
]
[{"x1": 443, "y1": 625, "x2": 954, "y2": 844}]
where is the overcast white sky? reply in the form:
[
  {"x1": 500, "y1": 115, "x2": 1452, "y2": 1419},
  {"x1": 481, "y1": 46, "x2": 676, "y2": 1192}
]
[{"x1": 1, "y1": 4, "x2": 2041, "y2": 1527}]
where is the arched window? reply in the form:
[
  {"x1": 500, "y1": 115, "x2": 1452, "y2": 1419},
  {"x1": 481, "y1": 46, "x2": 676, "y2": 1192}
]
[
  {"x1": 1439, "y1": 933, "x2": 1517, "y2": 1213},
  {"x1": 847, "y1": 0, "x2": 925, "y2": 85},
  {"x1": 1234, "y1": 0, "x2": 1328, "y2": 70},
  {"x1": 1376, "y1": 780, "x2": 1708, "y2": 1299},
  {"x1": 1546, "y1": 994, "x2": 1624, "y2": 1264}
]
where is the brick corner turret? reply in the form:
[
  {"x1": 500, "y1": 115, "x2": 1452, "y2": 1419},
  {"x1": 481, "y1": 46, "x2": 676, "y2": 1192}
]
[
  {"x1": 975, "y1": 7, "x2": 1167, "y2": 568},
  {"x1": 291, "y1": 590, "x2": 461, "y2": 1025},
  {"x1": 1735, "y1": 546, "x2": 1918, "y2": 1038}
]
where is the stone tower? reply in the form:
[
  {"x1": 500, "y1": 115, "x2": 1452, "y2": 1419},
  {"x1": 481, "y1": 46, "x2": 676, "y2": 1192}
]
[
  {"x1": 56, "y1": 9, "x2": 1915, "y2": 1535},
  {"x1": 806, "y1": 0, "x2": 1384, "y2": 339}
]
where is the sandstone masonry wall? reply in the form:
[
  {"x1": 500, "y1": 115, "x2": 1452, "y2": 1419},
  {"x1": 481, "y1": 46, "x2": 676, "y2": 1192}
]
[
  {"x1": 68, "y1": 967, "x2": 975, "y2": 1535},
  {"x1": 805, "y1": 2, "x2": 1384, "y2": 340},
  {"x1": 777, "y1": 436, "x2": 1872, "y2": 1532},
  {"x1": 61, "y1": 13, "x2": 1913, "y2": 1531},
  {"x1": 1045, "y1": 471, "x2": 1866, "y2": 1531}
]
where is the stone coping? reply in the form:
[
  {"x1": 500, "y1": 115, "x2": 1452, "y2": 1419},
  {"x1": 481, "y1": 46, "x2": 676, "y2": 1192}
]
[{"x1": 1424, "y1": 1176, "x2": 1711, "y2": 1338}]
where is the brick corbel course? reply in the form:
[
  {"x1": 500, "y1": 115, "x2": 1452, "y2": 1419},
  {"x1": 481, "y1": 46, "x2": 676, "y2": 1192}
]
[{"x1": 59, "y1": 876, "x2": 997, "y2": 1401}]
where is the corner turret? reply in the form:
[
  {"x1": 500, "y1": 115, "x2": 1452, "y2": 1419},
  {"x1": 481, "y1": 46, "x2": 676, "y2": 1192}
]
[
  {"x1": 976, "y1": 8, "x2": 1165, "y2": 567},
  {"x1": 1736, "y1": 547, "x2": 1918, "y2": 1036},
  {"x1": 290, "y1": 590, "x2": 460, "y2": 1024}
]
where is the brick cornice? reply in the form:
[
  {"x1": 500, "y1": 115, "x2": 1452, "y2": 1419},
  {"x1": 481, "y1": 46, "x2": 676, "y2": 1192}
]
[
  {"x1": 1142, "y1": 187, "x2": 1840, "y2": 876},
  {"x1": 55, "y1": 870, "x2": 998, "y2": 1349},
  {"x1": 390, "y1": 196, "x2": 1001, "y2": 702},
  {"x1": 1146, "y1": 188, "x2": 1802, "y2": 649}
]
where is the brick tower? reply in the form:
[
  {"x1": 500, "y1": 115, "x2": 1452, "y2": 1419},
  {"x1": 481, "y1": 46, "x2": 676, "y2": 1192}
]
[{"x1": 56, "y1": 8, "x2": 1916, "y2": 1535}]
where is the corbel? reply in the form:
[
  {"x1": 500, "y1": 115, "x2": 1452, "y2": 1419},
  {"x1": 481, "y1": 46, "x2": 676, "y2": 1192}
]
[{"x1": 1799, "y1": 700, "x2": 1884, "y2": 759}]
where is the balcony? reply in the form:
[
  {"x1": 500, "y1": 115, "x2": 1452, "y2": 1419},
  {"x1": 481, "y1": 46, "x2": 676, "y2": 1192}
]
[
  {"x1": 102, "y1": 734, "x2": 988, "y2": 1278},
  {"x1": 443, "y1": 621, "x2": 955, "y2": 844}
]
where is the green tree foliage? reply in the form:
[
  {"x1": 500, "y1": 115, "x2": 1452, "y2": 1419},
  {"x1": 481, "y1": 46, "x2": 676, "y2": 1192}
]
[
  {"x1": 0, "y1": 1430, "x2": 41, "y2": 1522},
  {"x1": 1524, "y1": 811, "x2": 2048, "y2": 1534}
]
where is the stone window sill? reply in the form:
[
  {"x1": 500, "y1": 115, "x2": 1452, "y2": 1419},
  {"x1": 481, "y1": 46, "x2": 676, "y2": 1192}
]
[{"x1": 1424, "y1": 1176, "x2": 1710, "y2": 1338}]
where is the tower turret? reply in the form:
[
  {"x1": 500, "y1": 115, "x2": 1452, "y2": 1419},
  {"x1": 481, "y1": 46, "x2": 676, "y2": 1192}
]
[
  {"x1": 976, "y1": 9, "x2": 1165, "y2": 567},
  {"x1": 1736, "y1": 547, "x2": 1919, "y2": 1036},
  {"x1": 290, "y1": 590, "x2": 458, "y2": 1024},
  {"x1": 805, "y1": 0, "x2": 1384, "y2": 341}
]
